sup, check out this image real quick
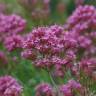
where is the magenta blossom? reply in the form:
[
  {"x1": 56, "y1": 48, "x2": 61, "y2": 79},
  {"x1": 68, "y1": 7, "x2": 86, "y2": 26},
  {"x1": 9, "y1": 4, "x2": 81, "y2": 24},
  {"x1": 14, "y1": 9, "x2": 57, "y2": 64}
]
[
  {"x1": 4, "y1": 35, "x2": 23, "y2": 51},
  {"x1": 35, "y1": 83, "x2": 54, "y2": 96},
  {"x1": 0, "y1": 14, "x2": 26, "y2": 42},
  {"x1": 0, "y1": 75, "x2": 23, "y2": 96},
  {"x1": 60, "y1": 80, "x2": 83, "y2": 96}
]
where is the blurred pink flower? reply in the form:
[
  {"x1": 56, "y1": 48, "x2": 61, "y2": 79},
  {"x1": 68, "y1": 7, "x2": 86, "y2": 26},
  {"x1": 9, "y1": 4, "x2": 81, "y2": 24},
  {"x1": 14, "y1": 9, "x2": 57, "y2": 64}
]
[
  {"x1": 0, "y1": 75, "x2": 23, "y2": 96},
  {"x1": 35, "y1": 83, "x2": 54, "y2": 96}
]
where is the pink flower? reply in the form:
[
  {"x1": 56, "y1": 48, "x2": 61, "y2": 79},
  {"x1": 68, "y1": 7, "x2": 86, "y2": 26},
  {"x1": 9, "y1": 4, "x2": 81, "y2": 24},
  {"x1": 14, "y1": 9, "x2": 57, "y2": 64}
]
[
  {"x1": 21, "y1": 25, "x2": 78, "y2": 77},
  {"x1": 35, "y1": 83, "x2": 54, "y2": 96},
  {"x1": 0, "y1": 76, "x2": 23, "y2": 96},
  {"x1": 60, "y1": 84, "x2": 72, "y2": 96},
  {"x1": 60, "y1": 80, "x2": 83, "y2": 96},
  {"x1": 79, "y1": 58, "x2": 96, "y2": 76},
  {"x1": 0, "y1": 14, "x2": 26, "y2": 42},
  {"x1": 65, "y1": 5, "x2": 96, "y2": 33},
  {"x1": 4, "y1": 35, "x2": 23, "y2": 51},
  {"x1": 21, "y1": 49, "x2": 37, "y2": 60}
]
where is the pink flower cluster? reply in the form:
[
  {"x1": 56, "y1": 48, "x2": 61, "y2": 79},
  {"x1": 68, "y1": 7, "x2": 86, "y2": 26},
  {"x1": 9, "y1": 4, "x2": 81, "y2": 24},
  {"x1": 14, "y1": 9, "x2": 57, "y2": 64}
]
[
  {"x1": 22, "y1": 25, "x2": 64, "y2": 55},
  {"x1": 60, "y1": 80, "x2": 83, "y2": 96},
  {"x1": 0, "y1": 75, "x2": 23, "y2": 96},
  {"x1": 65, "y1": 5, "x2": 96, "y2": 32},
  {"x1": 4, "y1": 35, "x2": 23, "y2": 51},
  {"x1": 0, "y1": 14, "x2": 26, "y2": 42},
  {"x1": 35, "y1": 80, "x2": 83, "y2": 96},
  {"x1": 79, "y1": 58, "x2": 96, "y2": 77},
  {"x1": 21, "y1": 25, "x2": 78, "y2": 77},
  {"x1": 64, "y1": 5, "x2": 96, "y2": 56},
  {"x1": 35, "y1": 83, "x2": 54, "y2": 96}
]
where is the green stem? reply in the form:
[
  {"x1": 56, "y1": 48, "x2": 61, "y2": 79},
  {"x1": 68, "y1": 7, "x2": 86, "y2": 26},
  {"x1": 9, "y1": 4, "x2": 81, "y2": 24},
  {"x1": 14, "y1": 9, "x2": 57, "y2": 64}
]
[{"x1": 48, "y1": 70, "x2": 61, "y2": 96}]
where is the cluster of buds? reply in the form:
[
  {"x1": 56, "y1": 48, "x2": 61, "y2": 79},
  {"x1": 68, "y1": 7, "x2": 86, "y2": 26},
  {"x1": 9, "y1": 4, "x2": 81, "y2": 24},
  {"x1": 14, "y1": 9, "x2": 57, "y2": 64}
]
[
  {"x1": 4, "y1": 35, "x2": 23, "y2": 52},
  {"x1": 79, "y1": 58, "x2": 96, "y2": 78},
  {"x1": 64, "y1": 5, "x2": 96, "y2": 32},
  {"x1": 35, "y1": 83, "x2": 54, "y2": 96},
  {"x1": 64, "y1": 6, "x2": 96, "y2": 56},
  {"x1": 21, "y1": 25, "x2": 78, "y2": 77},
  {"x1": 0, "y1": 75, "x2": 23, "y2": 96},
  {"x1": 60, "y1": 80, "x2": 84, "y2": 96},
  {"x1": 0, "y1": 14, "x2": 26, "y2": 42}
]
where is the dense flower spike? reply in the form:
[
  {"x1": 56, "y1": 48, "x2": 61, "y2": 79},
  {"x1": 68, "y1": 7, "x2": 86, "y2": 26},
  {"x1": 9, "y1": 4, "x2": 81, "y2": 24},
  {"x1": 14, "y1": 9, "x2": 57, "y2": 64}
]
[
  {"x1": 0, "y1": 14, "x2": 26, "y2": 42},
  {"x1": 60, "y1": 80, "x2": 83, "y2": 96},
  {"x1": 0, "y1": 76, "x2": 23, "y2": 96},
  {"x1": 21, "y1": 49, "x2": 37, "y2": 60},
  {"x1": 79, "y1": 58, "x2": 96, "y2": 76},
  {"x1": 64, "y1": 5, "x2": 96, "y2": 32},
  {"x1": 64, "y1": 5, "x2": 96, "y2": 57},
  {"x1": 22, "y1": 25, "x2": 78, "y2": 57},
  {"x1": 21, "y1": 25, "x2": 78, "y2": 77},
  {"x1": 35, "y1": 83, "x2": 54, "y2": 96},
  {"x1": 22, "y1": 25, "x2": 64, "y2": 55},
  {"x1": 35, "y1": 56, "x2": 72, "y2": 72},
  {"x1": 4, "y1": 35, "x2": 23, "y2": 51}
]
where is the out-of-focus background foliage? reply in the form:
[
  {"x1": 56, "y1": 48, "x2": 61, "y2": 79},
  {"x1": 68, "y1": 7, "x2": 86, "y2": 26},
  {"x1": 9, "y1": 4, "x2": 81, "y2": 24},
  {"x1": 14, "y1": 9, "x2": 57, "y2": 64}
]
[
  {"x1": 0, "y1": 0, "x2": 95, "y2": 27},
  {"x1": 0, "y1": 0, "x2": 76, "y2": 27},
  {"x1": 0, "y1": 0, "x2": 95, "y2": 96}
]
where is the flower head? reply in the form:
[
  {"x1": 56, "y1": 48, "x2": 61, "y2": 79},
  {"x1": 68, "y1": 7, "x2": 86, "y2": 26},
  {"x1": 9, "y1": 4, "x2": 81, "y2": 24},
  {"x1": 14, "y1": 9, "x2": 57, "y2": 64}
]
[
  {"x1": 4, "y1": 35, "x2": 23, "y2": 51},
  {"x1": 35, "y1": 83, "x2": 54, "y2": 96},
  {"x1": 0, "y1": 75, "x2": 23, "y2": 96},
  {"x1": 65, "y1": 5, "x2": 96, "y2": 32},
  {"x1": 60, "y1": 80, "x2": 83, "y2": 96},
  {"x1": 0, "y1": 14, "x2": 26, "y2": 42}
]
